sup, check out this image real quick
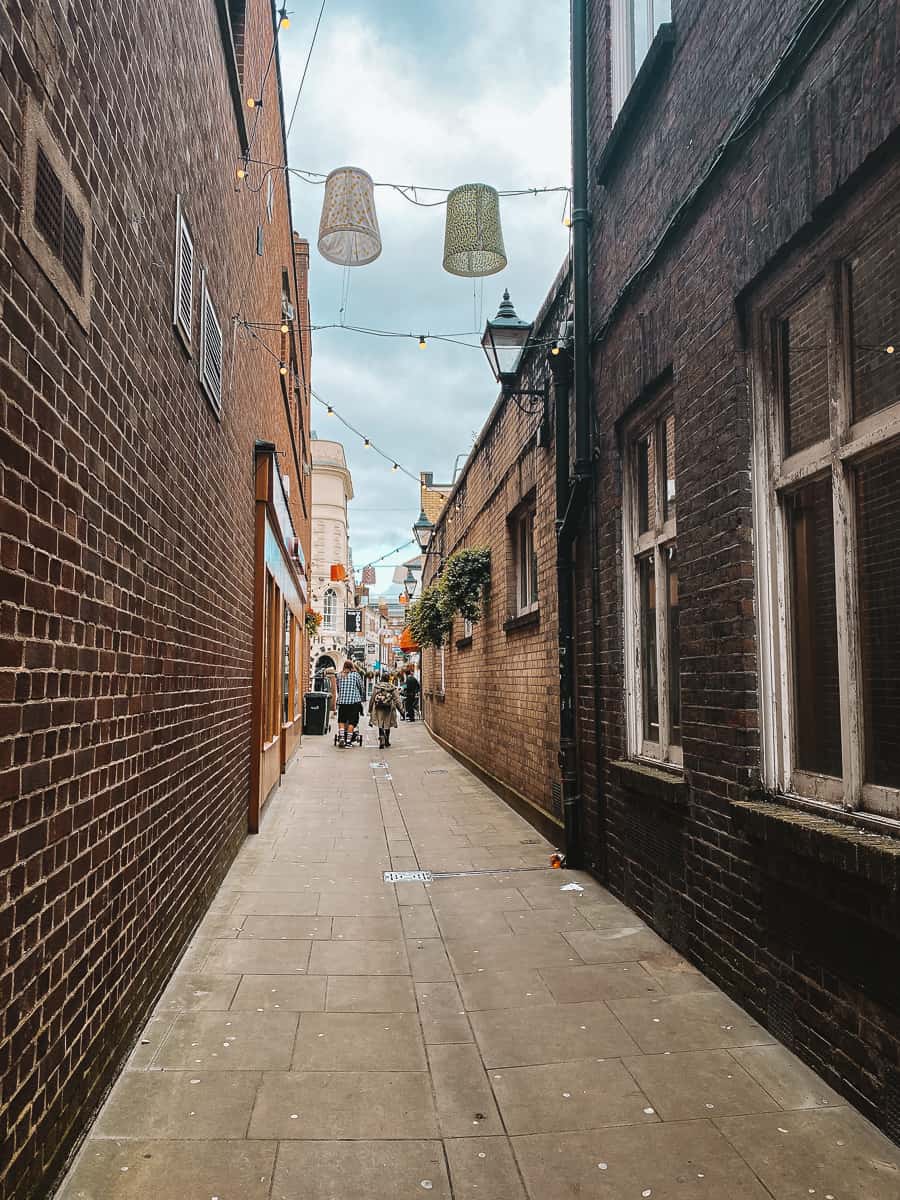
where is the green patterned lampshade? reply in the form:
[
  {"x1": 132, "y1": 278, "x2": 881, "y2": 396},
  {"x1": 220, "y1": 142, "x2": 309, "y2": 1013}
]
[
  {"x1": 318, "y1": 166, "x2": 382, "y2": 266},
  {"x1": 442, "y1": 183, "x2": 507, "y2": 277}
]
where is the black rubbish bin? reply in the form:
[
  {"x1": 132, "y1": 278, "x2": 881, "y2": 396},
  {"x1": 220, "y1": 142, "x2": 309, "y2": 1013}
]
[{"x1": 303, "y1": 691, "x2": 330, "y2": 736}]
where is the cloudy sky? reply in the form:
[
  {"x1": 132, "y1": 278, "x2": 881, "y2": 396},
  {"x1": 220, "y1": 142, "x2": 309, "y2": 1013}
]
[{"x1": 279, "y1": 1, "x2": 570, "y2": 594}]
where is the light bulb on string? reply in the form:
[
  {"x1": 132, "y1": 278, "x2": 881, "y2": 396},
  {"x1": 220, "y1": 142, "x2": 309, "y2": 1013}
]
[
  {"x1": 392, "y1": 462, "x2": 399, "y2": 472},
  {"x1": 236, "y1": 164, "x2": 247, "y2": 181},
  {"x1": 364, "y1": 438, "x2": 371, "y2": 449},
  {"x1": 279, "y1": 362, "x2": 288, "y2": 376},
  {"x1": 551, "y1": 344, "x2": 561, "y2": 356},
  {"x1": 280, "y1": 322, "x2": 289, "y2": 334},
  {"x1": 327, "y1": 406, "x2": 334, "y2": 416},
  {"x1": 887, "y1": 345, "x2": 895, "y2": 355},
  {"x1": 247, "y1": 96, "x2": 261, "y2": 109},
  {"x1": 279, "y1": 6, "x2": 290, "y2": 29},
  {"x1": 418, "y1": 335, "x2": 426, "y2": 349}
]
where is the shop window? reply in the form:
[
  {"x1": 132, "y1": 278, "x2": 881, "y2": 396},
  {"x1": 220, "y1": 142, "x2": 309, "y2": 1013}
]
[
  {"x1": 624, "y1": 397, "x2": 680, "y2": 766},
  {"x1": 753, "y1": 204, "x2": 900, "y2": 817}
]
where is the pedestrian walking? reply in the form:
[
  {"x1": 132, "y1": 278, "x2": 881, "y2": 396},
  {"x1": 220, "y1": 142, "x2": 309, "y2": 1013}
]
[
  {"x1": 368, "y1": 672, "x2": 401, "y2": 749},
  {"x1": 335, "y1": 660, "x2": 366, "y2": 748},
  {"x1": 404, "y1": 666, "x2": 420, "y2": 722}
]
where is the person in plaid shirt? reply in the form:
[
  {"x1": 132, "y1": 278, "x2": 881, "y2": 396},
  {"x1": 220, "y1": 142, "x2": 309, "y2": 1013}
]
[{"x1": 336, "y1": 660, "x2": 366, "y2": 747}]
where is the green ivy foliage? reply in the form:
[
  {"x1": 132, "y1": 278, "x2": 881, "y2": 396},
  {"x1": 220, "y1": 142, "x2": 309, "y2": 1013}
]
[
  {"x1": 407, "y1": 582, "x2": 452, "y2": 648},
  {"x1": 441, "y1": 547, "x2": 492, "y2": 622}
]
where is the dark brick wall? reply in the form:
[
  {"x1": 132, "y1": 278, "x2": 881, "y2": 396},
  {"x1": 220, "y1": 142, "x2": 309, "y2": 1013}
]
[
  {"x1": 582, "y1": 0, "x2": 900, "y2": 1135},
  {"x1": 0, "y1": 1, "x2": 310, "y2": 1196}
]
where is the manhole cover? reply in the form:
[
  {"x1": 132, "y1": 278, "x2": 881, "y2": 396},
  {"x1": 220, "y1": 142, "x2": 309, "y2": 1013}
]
[{"x1": 384, "y1": 870, "x2": 434, "y2": 883}]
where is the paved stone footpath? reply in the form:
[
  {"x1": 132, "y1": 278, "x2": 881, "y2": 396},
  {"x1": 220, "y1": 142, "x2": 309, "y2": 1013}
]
[{"x1": 56, "y1": 722, "x2": 899, "y2": 1199}]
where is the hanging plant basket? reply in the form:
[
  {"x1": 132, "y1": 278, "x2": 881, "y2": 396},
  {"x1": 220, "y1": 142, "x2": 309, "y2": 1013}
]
[
  {"x1": 441, "y1": 547, "x2": 491, "y2": 622},
  {"x1": 305, "y1": 609, "x2": 323, "y2": 639},
  {"x1": 408, "y1": 582, "x2": 452, "y2": 648}
]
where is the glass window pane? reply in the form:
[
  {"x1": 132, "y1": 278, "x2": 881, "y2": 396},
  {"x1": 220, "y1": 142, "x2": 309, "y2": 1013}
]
[
  {"x1": 849, "y1": 212, "x2": 900, "y2": 423},
  {"x1": 788, "y1": 476, "x2": 842, "y2": 777},
  {"x1": 781, "y1": 281, "x2": 831, "y2": 456},
  {"x1": 519, "y1": 517, "x2": 528, "y2": 610},
  {"x1": 282, "y1": 606, "x2": 291, "y2": 723},
  {"x1": 667, "y1": 547, "x2": 681, "y2": 746},
  {"x1": 636, "y1": 432, "x2": 656, "y2": 534},
  {"x1": 631, "y1": 0, "x2": 652, "y2": 69},
  {"x1": 662, "y1": 413, "x2": 676, "y2": 521},
  {"x1": 639, "y1": 556, "x2": 658, "y2": 742},
  {"x1": 530, "y1": 520, "x2": 539, "y2": 606},
  {"x1": 855, "y1": 445, "x2": 900, "y2": 789}
]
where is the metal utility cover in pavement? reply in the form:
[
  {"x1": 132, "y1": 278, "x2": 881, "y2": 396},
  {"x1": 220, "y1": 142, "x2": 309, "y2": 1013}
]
[{"x1": 383, "y1": 870, "x2": 433, "y2": 883}]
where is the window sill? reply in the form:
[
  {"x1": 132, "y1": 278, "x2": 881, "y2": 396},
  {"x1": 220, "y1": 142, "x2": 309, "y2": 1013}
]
[
  {"x1": 455, "y1": 636, "x2": 473, "y2": 650},
  {"x1": 611, "y1": 759, "x2": 688, "y2": 808},
  {"x1": 504, "y1": 609, "x2": 540, "y2": 634},
  {"x1": 732, "y1": 796, "x2": 900, "y2": 888},
  {"x1": 596, "y1": 22, "x2": 675, "y2": 186}
]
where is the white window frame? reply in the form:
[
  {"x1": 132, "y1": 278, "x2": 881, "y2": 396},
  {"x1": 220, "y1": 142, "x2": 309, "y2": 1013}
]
[
  {"x1": 623, "y1": 396, "x2": 681, "y2": 768},
  {"x1": 463, "y1": 617, "x2": 473, "y2": 639},
  {"x1": 322, "y1": 587, "x2": 337, "y2": 631},
  {"x1": 611, "y1": 0, "x2": 672, "y2": 120},
  {"x1": 752, "y1": 209, "x2": 900, "y2": 821},
  {"x1": 514, "y1": 507, "x2": 539, "y2": 616},
  {"x1": 172, "y1": 196, "x2": 194, "y2": 350},
  {"x1": 199, "y1": 270, "x2": 223, "y2": 417},
  {"x1": 266, "y1": 173, "x2": 275, "y2": 223}
]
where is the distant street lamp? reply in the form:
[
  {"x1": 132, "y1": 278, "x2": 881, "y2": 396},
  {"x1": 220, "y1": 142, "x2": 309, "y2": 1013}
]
[{"x1": 412, "y1": 509, "x2": 434, "y2": 552}]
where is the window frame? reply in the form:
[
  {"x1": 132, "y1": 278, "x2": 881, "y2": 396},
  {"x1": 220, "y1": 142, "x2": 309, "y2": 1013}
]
[
  {"x1": 513, "y1": 506, "x2": 539, "y2": 616},
  {"x1": 322, "y1": 587, "x2": 337, "y2": 631},
  {"x1": 623, "y1": 393, "x2": 682, "y2": 768},
  {"x1": 173, "y1": 196, "x2": 194, "y2": 351},
  {"x1": 751, "y1": 213, "x2": 900, "y2": 821},
  {"x1": 199, "y1": 270, "x2": 223, "y2": 417},
  {"x1": 610, "y1": 0, "x2": 671, "y2": 119}
]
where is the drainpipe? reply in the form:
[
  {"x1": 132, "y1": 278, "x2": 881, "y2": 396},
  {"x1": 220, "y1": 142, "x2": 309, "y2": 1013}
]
[
  {"x1": 571, "y1": 0, "x2": 592, "y2": 483},
  {"x1": 552, "y1": 0, "x2": 592, "y2": 869},
  {"x1": 553, "y1": 351, "x2": 581, "y2": 868}
]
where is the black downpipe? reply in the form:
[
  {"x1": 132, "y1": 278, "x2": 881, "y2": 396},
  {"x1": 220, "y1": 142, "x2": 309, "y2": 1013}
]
[
  {"x1": 571, "y1": 0, "x2": 592, "y2": 481},
  {"x1": 554, "y1": 0, "x2": 593, "y2": 869},
  {"x1": 553, "y1": 355, "x2": 580, "y2": 867}
]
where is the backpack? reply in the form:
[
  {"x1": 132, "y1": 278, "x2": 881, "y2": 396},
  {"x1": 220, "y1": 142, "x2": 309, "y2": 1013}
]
[{"x1": 373, "y1": 685, "x2": 394, "y2": 712}]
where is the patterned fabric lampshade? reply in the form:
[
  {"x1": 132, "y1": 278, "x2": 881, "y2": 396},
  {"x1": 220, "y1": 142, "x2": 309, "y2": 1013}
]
[
  {"x1": 442, "y1": 183, "x2": 507, "y2": 277},
  {"x1": 317, "y1": 167, "x2": 382, "y2": 266}
]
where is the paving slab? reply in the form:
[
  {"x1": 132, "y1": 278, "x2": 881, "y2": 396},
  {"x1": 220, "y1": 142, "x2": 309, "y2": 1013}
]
[
  {"x1": 539, "y1": 963, "x2": 661, "y2": 1003},
  {"x1": 607, "y1": 991, "x2": 775, "y2": 1054},
  {"x1": 716, "y1": 1106, "x2": 900, "y2": 1199},
  {"x1": 512, "y1": 1122, "x2": 773, "y2": 1199},
  {"x1": 248, "y1": 1071, "x2": 439, "y2": 1139},
  {"x1": 92, "y1": 1071, "x2": 261, "y2": 1139},
  {"x1": 271, "y1": 1141, "x2": 451, "y2": 1200},
  {"x1": 152, "y1": 1011, "x2": 298, "y2": 1071},
  {"x1": 624, "y1": 1048, "x2": 783, "y2": 1120},
  {"x1": 427, "y1": 1042, "x2": 505, "y2": 1137},
  {"x1": 470, "y1": 1001, "x2": 639, "y2": 1067},
  {"x1": 229, "y1": 974, "x2": 327, "y2": 1012},
  {"x1": 729, "y1": 1043, "x2": 846, "y2": 1109},
  {"x1": 292, "y1": 1011, "x2": 427, "y2": 1071},
  {"x1": 57, "y1": 1140, "x2": 276, "y2": 1200},
  {"x1": 492, "y1": 1058, "x2": 657, "y2": 1134},
  {"x1": 325, "y1": 975, "x2": 418, "y2": 1012},
  {"x1": 443, "y1": 1136, "x2": 528, "y2": 1199},
  {"x1": 308, "y1": 939, "x2": 408, "y2": 975},
  {"x1": 457, "y1": 967, "x2": 555, "y2": 1011}
]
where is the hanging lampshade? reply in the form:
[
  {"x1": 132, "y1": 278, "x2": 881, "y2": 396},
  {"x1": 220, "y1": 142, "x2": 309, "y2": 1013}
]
[
  {"x1": 442, "y1": 183, "x2": 507, "y2": 277},
  {"x1": 317, "y1": 167, "x2": 382, "y2": 266}
]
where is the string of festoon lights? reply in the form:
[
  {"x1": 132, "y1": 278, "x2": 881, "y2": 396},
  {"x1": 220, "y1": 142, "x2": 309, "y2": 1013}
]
[{"x1": 240, "y1": 324, "x2": 450, "y2": 482}]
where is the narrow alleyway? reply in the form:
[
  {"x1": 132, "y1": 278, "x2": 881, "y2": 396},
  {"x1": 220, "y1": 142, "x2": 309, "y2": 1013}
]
[{"x1": 56, "y1": 725, "x2": 898, "y2": 1200}]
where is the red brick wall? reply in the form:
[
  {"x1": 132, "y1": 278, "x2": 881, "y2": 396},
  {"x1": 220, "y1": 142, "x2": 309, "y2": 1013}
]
[
  {"x1": 0, "y1": 1, "x2": 310, "y2": 1195},
  {"x1": 423, "y1": 266, "x2": 569, "y2": 834}
]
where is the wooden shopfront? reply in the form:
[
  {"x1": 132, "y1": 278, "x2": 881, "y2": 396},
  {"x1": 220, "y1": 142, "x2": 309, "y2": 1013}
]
[{"x1": 250, "y1": 444, "x2": 307, "y2": 832}]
